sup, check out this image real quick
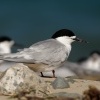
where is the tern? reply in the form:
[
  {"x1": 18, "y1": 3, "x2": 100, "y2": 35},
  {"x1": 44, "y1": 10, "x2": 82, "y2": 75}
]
[
  {"x1": 0, "y1": 36, "x2": 23, "y2": 72},
  {"x1": 0, "y1": 29, "x2": 88, "y2": 77}
]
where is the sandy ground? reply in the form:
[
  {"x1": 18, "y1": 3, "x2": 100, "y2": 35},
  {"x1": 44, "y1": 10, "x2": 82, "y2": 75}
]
[
  {"x1": 1, "y1": 78, "x2": 100, "y2": 100},
  {"x1": 44, "y1": 78, "x2": 100, "y2": 95},
  {"x1": 0, "y1": 96, "x2": 17, "y2": 100}
]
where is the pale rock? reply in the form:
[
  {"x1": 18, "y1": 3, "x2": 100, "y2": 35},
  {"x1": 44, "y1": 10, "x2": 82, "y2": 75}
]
[{"x1": 0, "y1": 63, "x2": 50, "y2": 97}]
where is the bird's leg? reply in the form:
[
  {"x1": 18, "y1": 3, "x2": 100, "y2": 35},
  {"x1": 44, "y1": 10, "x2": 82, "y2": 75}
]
[
  {"x1": 52, "y1": 70, "x2": 55, "y2": 78},
  {"x1": 40, "y1": 72, "x2": 44, "y2": 77}
]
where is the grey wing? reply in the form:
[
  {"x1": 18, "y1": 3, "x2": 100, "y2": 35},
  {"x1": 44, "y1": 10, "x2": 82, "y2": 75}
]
[{"x1": 1, "y1": 39, "x2": 67, "y2": 65}]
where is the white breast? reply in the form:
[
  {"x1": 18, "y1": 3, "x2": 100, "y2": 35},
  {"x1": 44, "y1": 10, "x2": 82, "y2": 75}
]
[{"x1": 56, "y1": 36, "x2": 72, "y2": 59}]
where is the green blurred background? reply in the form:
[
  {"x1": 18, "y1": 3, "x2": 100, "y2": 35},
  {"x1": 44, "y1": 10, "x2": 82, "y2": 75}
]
[{"x1": 0, "y1": 0, "x2": 100, "y2": 61}]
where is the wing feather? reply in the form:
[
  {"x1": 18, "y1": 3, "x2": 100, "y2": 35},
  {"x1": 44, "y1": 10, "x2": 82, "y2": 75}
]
[{"x1": 1, "y1": 39, "x2": 67, "y2": 65}]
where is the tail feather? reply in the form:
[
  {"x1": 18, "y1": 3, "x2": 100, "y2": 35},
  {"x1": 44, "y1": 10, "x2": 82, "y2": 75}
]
[
  {"x1": 0, "y1": 53, "x2": 21, "y2": 62},
  {"x1": 0, "y1": 53, "x2": 34, "y2": 63}
]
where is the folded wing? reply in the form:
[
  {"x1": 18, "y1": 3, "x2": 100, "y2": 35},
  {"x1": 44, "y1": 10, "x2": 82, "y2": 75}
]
[{"x1": 0, "y1": 39, "x2": 67, "y2": 65}]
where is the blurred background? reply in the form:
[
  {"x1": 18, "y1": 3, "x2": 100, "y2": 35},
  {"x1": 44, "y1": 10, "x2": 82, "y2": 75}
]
[{"x1": 0, "y1": 0, "x2": 100, "y2": 61}]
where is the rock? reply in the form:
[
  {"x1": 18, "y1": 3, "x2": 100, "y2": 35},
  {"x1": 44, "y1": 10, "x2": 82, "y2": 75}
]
[
  {"x1": 49, "y1": 92, "x2": 82, "y2": 100},
  {"x1": 51, "y1": 77, "x2": 70, "y2": 89},
  {"x1": 66, "y1": 78, "x2": 76, "y2": 83},
  {"x1": 0, "y1": 63, "x2": 50, "y2": 97}
]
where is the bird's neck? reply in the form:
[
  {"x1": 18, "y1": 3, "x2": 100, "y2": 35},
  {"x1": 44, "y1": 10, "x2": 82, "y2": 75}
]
[
  {"x1": 56, "y1": 37, "x2": 72, "y2": 48},
  {"x1": 56, "y1": 37, "x2": 72, "y2": 56}
]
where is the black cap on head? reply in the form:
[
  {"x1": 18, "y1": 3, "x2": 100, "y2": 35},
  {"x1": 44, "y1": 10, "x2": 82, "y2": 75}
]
[
  {"x1": 0, "y1": 36, "x2": 12, "y2": 42},
  {"x1": 52, "y1": 29, "x2": 75, "y2": 39}
]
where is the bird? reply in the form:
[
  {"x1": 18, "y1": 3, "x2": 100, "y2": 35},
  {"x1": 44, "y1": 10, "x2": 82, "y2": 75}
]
[
  {"x1": 0, "y1": 36, "x2": 23, "y2": 72},
  {"x1": 78, "y1": 51, "x2": 100, "y2": 71},
  {"x1": 0, "y1": 36, "x2": 14, "y2": 54},
  {"x1": 0, "y1": 29, "x2": 88, "y2": 77},
  {"x1": 0, "y1": 36, "x2": 23, "y2": 55}
]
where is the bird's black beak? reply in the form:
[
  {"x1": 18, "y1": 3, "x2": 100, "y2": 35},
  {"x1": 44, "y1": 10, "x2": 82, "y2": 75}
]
[
  {"x1": 73, "y1": 37, "x2": 88, "y2": 43},
  {"x1": 14, "y1": 43, "x2": 24, "y2": 48}
]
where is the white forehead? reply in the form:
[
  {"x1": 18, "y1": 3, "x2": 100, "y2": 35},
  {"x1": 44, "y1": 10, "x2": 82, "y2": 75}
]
[
  {"x1": 59, "y1": 36, "x2": 76, "y2": 39},
  {"x1": 70, "y1": 36, "x2": 76, "y2": 38}
]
